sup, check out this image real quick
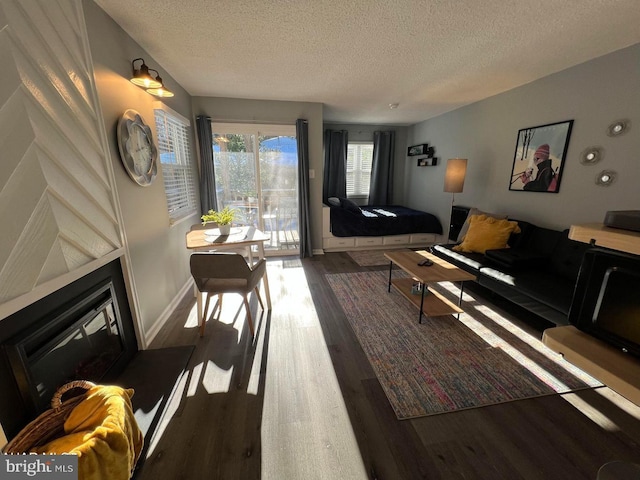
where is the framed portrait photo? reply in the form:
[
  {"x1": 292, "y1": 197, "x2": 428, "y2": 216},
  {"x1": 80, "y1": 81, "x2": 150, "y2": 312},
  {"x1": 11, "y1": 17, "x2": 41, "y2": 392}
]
[{"x1": 509, "y1": 120, "x2": 574, "y2": 193}]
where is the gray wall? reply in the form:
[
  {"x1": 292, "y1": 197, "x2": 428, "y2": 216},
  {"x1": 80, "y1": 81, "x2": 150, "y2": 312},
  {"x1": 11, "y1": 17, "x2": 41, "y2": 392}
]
[
  {"x1": 84, "y1": 0, "x2": 199, "y2": 342},
  {"x1": 323, "y1": 123, "x2": 409, "y2": 205},
  {"x1": 191, "y1": 97, "x2": 324, "y2": 252},
  {"x1": 405, "y1": 44, "x2": 640, "y2": 235}
]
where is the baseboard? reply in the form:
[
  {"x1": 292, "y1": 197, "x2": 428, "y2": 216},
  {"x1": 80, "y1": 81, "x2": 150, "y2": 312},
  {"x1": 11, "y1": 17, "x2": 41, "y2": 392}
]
[{"x1": 143, "y1": 278, "x2": 193, "y2": 347}]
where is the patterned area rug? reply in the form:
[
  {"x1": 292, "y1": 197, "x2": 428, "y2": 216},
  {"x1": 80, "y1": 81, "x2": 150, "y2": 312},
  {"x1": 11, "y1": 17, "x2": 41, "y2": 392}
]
[
  {"x1": 325, "y1": 270, "x2": 602, "y2": 419},
  {"x1": 346, "y1": 249, "x2": 397, "y2": 266}
]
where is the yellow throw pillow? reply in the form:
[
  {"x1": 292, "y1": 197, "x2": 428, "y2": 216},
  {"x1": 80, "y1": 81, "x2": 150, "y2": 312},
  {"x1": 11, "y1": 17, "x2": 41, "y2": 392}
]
[{"x1": 453, "y1": 215, "x2": 521, "y2": 254}]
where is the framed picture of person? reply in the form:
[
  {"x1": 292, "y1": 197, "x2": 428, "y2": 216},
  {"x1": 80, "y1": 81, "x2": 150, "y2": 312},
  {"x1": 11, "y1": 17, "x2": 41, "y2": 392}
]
[{"x1": 509, "y1": 120, "x2": 574, "y2": 193}]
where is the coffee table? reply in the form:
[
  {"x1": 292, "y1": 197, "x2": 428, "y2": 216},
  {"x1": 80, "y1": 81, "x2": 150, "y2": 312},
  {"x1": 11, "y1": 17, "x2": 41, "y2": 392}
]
[{"x1": 384, "y1": 249, "x2": 476, "y2": 323}]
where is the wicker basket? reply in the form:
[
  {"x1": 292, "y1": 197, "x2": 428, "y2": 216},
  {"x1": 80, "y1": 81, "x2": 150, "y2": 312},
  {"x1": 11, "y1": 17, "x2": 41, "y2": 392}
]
[{"x1": 2, "y1": 380, "x2": 96, "y2": 454}]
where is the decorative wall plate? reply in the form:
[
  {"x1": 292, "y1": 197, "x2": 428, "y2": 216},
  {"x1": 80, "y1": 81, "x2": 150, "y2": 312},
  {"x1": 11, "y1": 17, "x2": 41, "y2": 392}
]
[
  {"x1": 596, "y1": 170, "x2": 617, "y2": 186},
  {"x1": 579, "y1": 146, "x2": 604, "y2": 165},
  {"x1": 117, "y1": 109, "x2": 158, "y2": 186},
  {"x1": 606, "y1": 119, "x2": 630, "y2": 137}
]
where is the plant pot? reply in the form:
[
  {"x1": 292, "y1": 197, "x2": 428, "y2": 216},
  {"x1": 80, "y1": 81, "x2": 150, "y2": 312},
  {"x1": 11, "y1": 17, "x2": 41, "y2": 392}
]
[{"x1": 218, "y1": 224, "x2": 231, "y2": 235}]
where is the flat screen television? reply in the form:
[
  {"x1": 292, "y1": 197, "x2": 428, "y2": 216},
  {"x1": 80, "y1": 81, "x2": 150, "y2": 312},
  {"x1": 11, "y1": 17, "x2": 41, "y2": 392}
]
[{"x1": 569, "y1": 247, "x2": 640, "y2": 357}]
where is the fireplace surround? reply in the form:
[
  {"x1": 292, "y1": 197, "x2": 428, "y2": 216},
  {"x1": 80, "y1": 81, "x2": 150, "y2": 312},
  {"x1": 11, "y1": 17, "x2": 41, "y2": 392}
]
[{"x1": 0, "y1": 259, "x2": 137, "y2": 439}]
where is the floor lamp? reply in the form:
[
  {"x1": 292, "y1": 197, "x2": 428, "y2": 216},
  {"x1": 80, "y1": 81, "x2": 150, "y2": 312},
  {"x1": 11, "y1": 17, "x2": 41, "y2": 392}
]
[{"x1": 444, "y1": 158, "x2": 468, "y2": 241}]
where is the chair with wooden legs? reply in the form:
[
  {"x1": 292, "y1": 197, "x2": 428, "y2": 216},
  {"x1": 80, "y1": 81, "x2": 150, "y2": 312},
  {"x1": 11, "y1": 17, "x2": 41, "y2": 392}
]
[{"x1": 189, "y1": 252, "x2": 266, "y2": 337}]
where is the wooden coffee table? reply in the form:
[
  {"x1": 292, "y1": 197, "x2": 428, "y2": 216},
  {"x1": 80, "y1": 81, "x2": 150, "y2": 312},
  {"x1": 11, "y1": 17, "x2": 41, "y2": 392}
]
[{"x1": 384, "y1": 249, "x2": 476, "y2": 323}]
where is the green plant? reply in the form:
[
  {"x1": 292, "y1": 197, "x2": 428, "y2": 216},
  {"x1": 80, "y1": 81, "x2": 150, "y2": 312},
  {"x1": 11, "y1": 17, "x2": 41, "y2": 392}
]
[{"x1": 201, "y1": 206, "x2": 236, "y2": 226}]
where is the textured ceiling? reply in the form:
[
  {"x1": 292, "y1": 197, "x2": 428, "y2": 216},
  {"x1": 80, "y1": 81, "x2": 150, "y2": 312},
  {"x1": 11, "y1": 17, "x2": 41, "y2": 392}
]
[{"x1": 94, "y1": 0, "x2": 640, "y2": 125}]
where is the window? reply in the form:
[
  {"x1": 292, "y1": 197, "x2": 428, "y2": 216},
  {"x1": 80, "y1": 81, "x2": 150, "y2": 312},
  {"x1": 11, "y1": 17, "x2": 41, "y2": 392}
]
[
  {"x1": 154, "y1": 106, "x2": 198, "y2": 224},
  {"x1": 347, "y1": 142, "x2": 373, "y2": 197}
]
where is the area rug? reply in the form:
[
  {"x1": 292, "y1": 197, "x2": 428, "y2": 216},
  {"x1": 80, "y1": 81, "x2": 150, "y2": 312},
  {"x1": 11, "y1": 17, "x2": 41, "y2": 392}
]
[
  {"x1": 325, "y1": 270, "x2": 601, "y2": 419},
  {"x1": 346, "y1": 249, "x2": 397, "y2": 267}
]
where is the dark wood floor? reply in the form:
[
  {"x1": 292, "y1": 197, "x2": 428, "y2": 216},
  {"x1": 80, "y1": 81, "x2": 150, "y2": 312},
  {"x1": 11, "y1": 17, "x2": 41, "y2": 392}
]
[{"x1": 135, "y1": 252, "x2": 640, "y2": 480}]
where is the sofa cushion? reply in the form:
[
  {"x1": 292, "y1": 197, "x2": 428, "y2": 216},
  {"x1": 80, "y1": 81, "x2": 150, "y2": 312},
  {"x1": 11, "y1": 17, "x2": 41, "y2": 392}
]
[
  {"x1": 432, "y1": 244, "x2": 489, "y2": 272},
  {"x1": 516, "y1": 225, "x2": 561, "y2": 256},
  {"x1": 505, "y1": 220, "x2": 536, "y2": 248},
  {"x1": 548, "y1": 230, "x2": 590, "y2": 280},
  {"x1": 510, "y1": 271, "x2": 577, "y2": 315},
  {"x1": 484, "y1": 248, "x2": 547, "y2": 271},
  {"x1": 453, "y1": 215, "x2": 521, "y2": 254},
  {"x1": 457, "y1": 208, "x2": 508, "y2": 243},
  {"x1": 480, "y1": 267, "x2": 575, "y2": 315}
]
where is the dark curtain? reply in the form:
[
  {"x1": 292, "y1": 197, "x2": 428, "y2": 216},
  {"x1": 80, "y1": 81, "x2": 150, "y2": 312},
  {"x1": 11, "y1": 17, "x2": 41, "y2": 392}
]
[
  {"x1": 296, "y1": 119, "x2": 312, "y2": 258},
  {"x1": 368, "y1": 130, "x2": 395, "y2": 205},
  {"x1": 322, "y1": 129, "x2": 348, "y2": 203},
  {"x1": 195, "y1": 115, "x2": 217, "y2": 213},
  {"x1": 296, "y1": 118, "x2": 313, "y2": 258}
]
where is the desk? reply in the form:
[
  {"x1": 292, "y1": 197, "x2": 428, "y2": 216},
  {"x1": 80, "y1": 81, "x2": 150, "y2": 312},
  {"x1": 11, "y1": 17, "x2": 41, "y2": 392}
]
[{"x1": 186, "y1": 226, "x2": 272, "y2": 331}]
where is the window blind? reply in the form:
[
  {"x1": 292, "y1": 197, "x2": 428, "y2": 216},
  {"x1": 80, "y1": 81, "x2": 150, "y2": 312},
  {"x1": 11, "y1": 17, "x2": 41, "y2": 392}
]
[
  {"x1": 347, "y1": 142, "x2": 373, "y2": 196},
  {"x1": 154, "y1": 109, "x2": 198, "y2": 223}
]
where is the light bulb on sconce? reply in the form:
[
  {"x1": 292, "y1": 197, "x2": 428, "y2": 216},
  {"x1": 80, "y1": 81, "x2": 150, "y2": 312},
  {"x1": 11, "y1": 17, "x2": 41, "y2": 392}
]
[
  {"x1": 130, "y1": 58, "x2": 162, "y2": 89},
  {"x1": 146, "y1": 70, "x2": 174, "y2": 98}
]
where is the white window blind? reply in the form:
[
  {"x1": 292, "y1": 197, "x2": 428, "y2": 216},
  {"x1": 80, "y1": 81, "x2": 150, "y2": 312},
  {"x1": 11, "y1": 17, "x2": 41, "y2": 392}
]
[
  {"x1": 347, "y1": 142, "x2": 374, "y2": 197},
  {"x1": 154, "y1": 108, "x2": 198, "y2": 223}
]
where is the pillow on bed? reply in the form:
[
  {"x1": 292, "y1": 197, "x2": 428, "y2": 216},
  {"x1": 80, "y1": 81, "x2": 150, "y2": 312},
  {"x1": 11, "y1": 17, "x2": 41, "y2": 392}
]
[
  {"x1": 453, "y1": 215, "x2": 521, "y2": 254},
  {"x1": 327, "y1": 197, "x2": 341, "y2": 207},
  {"x1": 457, "y1": 208, "x2": 507, "y2": 243},
  {"x1": 339, "y1": 197, "x2": 362, "y2": 214}
]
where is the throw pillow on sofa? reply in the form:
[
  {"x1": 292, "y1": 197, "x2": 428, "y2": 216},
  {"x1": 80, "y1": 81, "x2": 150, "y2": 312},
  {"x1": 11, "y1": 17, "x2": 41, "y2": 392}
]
[
  {"x1": 457, "y1": 208, "x2": 508, "y2": 243},
  {"x1": 453, "y1": 215, "x2": 521, "y2": 254}
]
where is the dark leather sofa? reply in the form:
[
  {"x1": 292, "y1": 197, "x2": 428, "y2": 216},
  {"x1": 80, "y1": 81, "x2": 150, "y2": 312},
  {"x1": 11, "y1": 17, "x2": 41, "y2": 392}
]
[{"x1": 431, "y1": 220, "x2": 590, "y2": 325}]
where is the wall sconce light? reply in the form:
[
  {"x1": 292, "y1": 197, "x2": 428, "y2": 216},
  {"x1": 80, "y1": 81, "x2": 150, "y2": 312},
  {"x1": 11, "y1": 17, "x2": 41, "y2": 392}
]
[
  {"x1": 130, "y1": 58, "x2": 162, "y2": 89},
  {"x1": 146, "y1": 69, "x2": 174, "y2": 98}
]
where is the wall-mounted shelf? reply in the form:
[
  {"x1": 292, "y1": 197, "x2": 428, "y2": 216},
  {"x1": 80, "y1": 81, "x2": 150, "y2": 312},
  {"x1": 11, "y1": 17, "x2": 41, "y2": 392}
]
[{"x1": 417, "y1": 157, "x2": 438, "y2": 167}]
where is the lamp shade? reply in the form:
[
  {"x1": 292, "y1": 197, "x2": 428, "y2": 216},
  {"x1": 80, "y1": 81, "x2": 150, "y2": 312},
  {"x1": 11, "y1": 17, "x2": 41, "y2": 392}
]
[
  {"x1": 444, "y1": 158, "x2": 467, "y2": 193},
  {"x1": 130, "y1": 58, "x2": 162, "y2": 89}
]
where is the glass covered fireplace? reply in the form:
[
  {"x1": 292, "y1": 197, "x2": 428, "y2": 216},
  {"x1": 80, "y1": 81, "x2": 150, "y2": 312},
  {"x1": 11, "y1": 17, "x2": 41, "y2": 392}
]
[
  {"x1": 6, "y1": 281, "x2": 126, "y2": 413},
  {"x1": 0, "y1": 260, "x2": 137, "y2": 439}
]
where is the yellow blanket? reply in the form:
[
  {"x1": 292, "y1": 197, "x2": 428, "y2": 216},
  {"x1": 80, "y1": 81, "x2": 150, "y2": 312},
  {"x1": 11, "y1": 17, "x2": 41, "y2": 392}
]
[{"x1": 33, "y1": 385, "x2": 143, "y2": 480}]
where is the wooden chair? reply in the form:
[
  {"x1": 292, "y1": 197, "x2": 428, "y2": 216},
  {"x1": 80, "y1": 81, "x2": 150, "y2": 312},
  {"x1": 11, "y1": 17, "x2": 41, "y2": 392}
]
[{"x1": 189, "y1": 252, "x2": 266, "y2": 337}]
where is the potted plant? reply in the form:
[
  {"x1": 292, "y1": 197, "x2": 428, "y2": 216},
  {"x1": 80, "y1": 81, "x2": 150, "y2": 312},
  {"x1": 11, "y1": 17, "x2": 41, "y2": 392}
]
[{"x1": 201, "y1": 206, "x2": 236, "y2": 235}]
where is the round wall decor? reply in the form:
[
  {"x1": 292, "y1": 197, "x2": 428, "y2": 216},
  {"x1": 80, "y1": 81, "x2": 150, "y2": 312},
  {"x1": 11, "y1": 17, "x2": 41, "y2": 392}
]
[
  {"x1": 117, "y1": 109, "x2": 158, "y2": 186},
  {"x1": 595, "y1": 170, "x2": 617, "y2": 186},
  {"x1": 579, "y1": 146, "x2": 604, "y2": 165},
  {"x1": 606, "y1": 119, "x2": 630, "y2": 137}
]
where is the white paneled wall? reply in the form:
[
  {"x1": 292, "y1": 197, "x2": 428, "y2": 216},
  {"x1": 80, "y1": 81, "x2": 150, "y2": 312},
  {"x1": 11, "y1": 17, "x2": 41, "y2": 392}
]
[{"x1": 0, "y1": 1, "x2": 122, "y2": 307}]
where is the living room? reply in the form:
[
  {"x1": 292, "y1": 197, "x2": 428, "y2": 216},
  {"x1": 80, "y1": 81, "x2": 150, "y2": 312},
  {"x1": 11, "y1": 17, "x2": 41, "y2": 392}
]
[{"x1": 1, "y1": 1, "x2": 640, "y2": 478}]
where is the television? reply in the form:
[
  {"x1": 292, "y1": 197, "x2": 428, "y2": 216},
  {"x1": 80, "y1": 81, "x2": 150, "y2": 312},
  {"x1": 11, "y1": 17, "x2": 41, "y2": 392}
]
[{"x1": 569, "y1": 247, "x2": 640, "y2": 357}]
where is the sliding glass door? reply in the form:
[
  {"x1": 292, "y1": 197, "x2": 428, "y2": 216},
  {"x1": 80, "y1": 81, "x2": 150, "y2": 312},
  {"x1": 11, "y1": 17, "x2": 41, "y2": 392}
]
[{"x1": 211, "y1": 123, "x2": 299, "y2": 255}]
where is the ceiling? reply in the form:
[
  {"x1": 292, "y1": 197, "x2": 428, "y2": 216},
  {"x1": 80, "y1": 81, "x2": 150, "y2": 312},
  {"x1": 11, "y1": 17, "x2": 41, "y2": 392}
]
[{"x1": 94, "y1": 0, "x2": 640, "y2": 126}]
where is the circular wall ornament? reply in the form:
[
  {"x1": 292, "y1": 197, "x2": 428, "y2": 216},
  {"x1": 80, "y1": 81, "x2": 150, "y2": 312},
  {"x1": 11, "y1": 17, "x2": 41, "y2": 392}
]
[
  {"x1": 117, "y1": 109, "x2": 158, "y2": 186},
  {"x1": 606, "y1": 119, "x2": 630, "y2": 137},
  {"x1": 579, "y1": 146, "x2": 604, "y2": 165},
  {"x1": 595, "y1": 170, "x2": 617, "y2": 186}
]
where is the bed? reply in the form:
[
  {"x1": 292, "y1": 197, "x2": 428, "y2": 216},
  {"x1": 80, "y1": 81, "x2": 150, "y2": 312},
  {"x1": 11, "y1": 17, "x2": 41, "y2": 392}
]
[
  {"x1": 330, "y1": 205, "x2": 442, "y2": 237},
  {"x1": 322, "y1": 199, "x2": 443, "y2": 251}
]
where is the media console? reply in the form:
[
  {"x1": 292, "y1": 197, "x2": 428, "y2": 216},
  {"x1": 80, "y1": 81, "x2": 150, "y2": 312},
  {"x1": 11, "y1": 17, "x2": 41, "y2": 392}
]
[{"x1": 542, "y1": 223, "x2": 640, "y2": 405}]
